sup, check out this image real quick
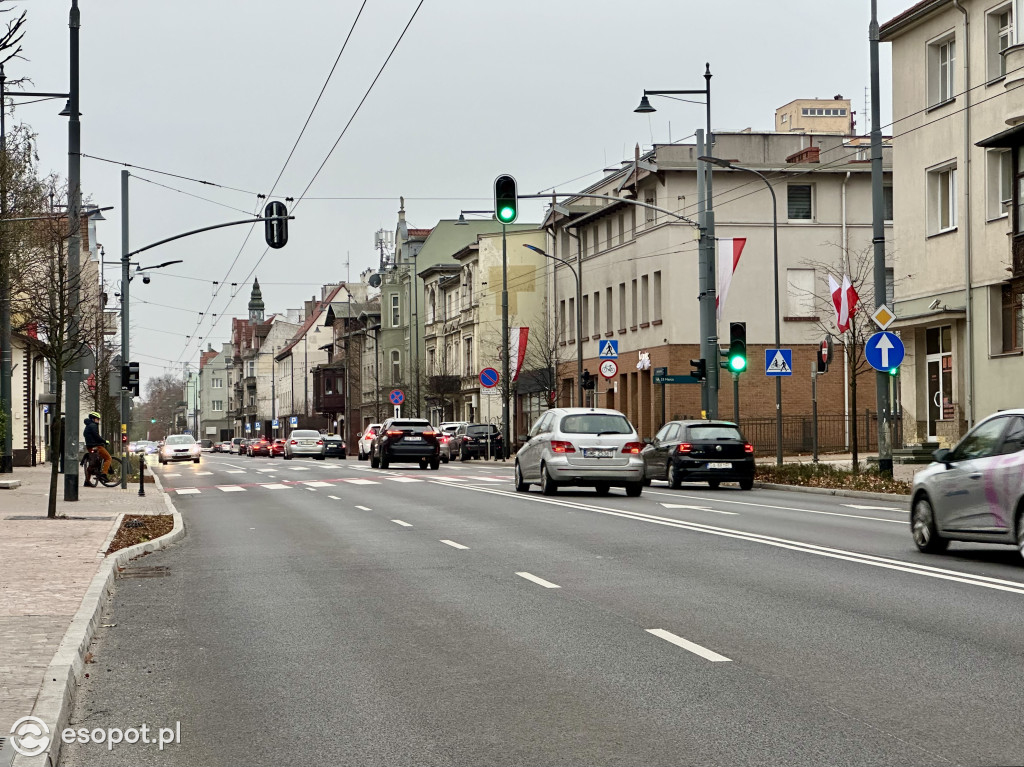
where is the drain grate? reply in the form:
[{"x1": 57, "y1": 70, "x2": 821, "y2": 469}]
[{"x1": 118, "y1": 565, "x2": 170, "y2": 578}]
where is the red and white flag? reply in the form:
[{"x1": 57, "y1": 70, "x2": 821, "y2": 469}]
[
  {"x1": 716, "y1": 238, "x2": 746, "y2": 321},
  {"x1": 508, "y1": 327, "x2": 529, "y2": 381},
  {"x1": 828, "y1": 274, "x2": 859, "y2": 333}
]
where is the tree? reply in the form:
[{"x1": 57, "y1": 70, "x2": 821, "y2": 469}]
[
  {"x1": 420, "y1": 336, "x2": 462, "y2": 423},
  {"x1": 136, "y1": 373, "x2": 187, "y2": 440}
]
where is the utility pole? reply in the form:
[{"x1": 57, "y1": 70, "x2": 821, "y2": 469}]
[
  {"x1": 870, "y1": 0, "x2": 893, "y2": 477},
  {"x1": 0, "y1": 64, "x2": 11, "y2": 474},
  {"x1": 63, "y1": 0, "x2": 82, "y2": 500},
  {"x1": 501, "y1": 224, "x2": 509, "y2": 460},
  {"x1": 120, "y1": 170, "x2": 129, "y2": 488}
]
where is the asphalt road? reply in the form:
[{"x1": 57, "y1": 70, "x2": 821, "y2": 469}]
[{"x1": 59, "y1": 451, "x2": 1024, "y2": 767}]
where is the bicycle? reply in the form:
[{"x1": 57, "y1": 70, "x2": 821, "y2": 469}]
[{"x1": 81, "y1": 446, "x2": 123, "y2": 488}]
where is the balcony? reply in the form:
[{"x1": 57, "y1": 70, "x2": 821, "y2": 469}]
[
  {"x1": 244, "y1": 375, "x2": 257, "y2": 390},
  {"x1": 313, "y1": 367, "x2": 346, "y2": 414}
]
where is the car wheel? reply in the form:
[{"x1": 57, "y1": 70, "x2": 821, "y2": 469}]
[
  {"x1": 514, "y1": 461, "x2": 529, "y2": 492},
  {"x1": 1016, "y1": 509, "x2": 1024, "y2": 563},
  {"x1": 625, "y1": 482, "x2": 643, "y2": 498},
  {"x1": 194, "y1": 458, "x2": 200, "y2": 464},
  {"x1": 460, "y1": 448, "x2": 469, "y2": 462},
  {"x1": 430, "y1": 459, "x2": 440, "y2": 471},
  {"x1": 540, "y1": 464, "x2": 558, "y2": 495},
  {"x1": 708, "y1": 479, "x2": 721, "y2": 489},
  {"x1": 594, "y1": 483, "x2": 610, "y2": 496},
  {"x1": 284, "y1": 454, "x2": 292, "y2": 461},
  {"x1": 341, "y1": 454, "x2": 347, "y2": 460},
  {"x1": 380, "y1": 454, "x2": 390, "y2": 470},
  {"x1": 911, "y1": 495, "x2": 948, "y2": 553},
  {"x1": 739, "y1": 477, "x2": 754, "y2": 491},
  {"x1": 419, "y1": 459, "x2": 428, "y2": 470},
  {"x1": 642, "y1": 475, "x2": 652, "y2": 487},
  {"x1": 667, "y1": 461, "x2": 682, "y2": 489},
  {"x1": 370, "y1": 454, "x2": 379, "y2": 469},
  {"x1": 441, "y1": 454, "x2": 449, "y2": 464}
]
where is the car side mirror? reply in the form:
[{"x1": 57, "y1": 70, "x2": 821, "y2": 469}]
[
  {"x1": 933, "y1": 448, "x2": 952, "y2": 465},
  {"x1": 643, "y1": 438, "x2": 654, "y2": 445}
]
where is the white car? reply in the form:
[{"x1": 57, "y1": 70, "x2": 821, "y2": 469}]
[
  {"x1": 159, "y1": 434, "x2": 201, "y2": 465},
  {"x1": 284, "y1": 429, "x2": 326, "y2": 460},
  {"x1": 358, "y1": 424, "x2": 382, "y2": 460}
]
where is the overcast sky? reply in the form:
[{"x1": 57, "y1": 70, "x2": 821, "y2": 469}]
[{"x1": 15, "y1": 0, "x2": 907, "y2": 386}]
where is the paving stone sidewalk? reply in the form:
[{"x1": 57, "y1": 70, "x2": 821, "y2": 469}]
[{"x1": 0, "y1": 463, "x2": 166, "y2": 735}]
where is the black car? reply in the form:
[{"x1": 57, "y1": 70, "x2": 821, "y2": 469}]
[
  {"x1": 324, "y1": 435, "x2": 347, "y2": 459},
  {"x1": 448, "y1": 423, "x2": 503, "y2": 461},
  {"x1": 371, "y1": 418, "x2": 440, "y2": 470},
  {"x1": 641, "y1": 420, "x2": 755, "y2": 490}
]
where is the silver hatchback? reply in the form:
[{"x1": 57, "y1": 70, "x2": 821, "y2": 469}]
[
  {"x1": 515, "y1": 408, "x2": 645, "y2": 497},
  {"x1": 911, "y1": 409, "x2": 1024, "y2": 557}
]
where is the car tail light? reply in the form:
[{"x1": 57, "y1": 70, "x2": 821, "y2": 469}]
[
  {"x1": 316, "y1": 440, "x2": 324, "y2": 445},
  {"x1": 386, "y1": 430, "x2": 404, "y2": 437},
  {"x1": 421, "y1": 431, "x2": 435, "y2": 437},
  {"x1": 550, "y1": 440, "x2": 576, "y2": 453},
  {"x1": 621, "y1": 442, "x2": 644, "y2": 454},
  {"x1": 364, "y1": 433, "x2": 374, "y2": 440},
  {"x1": 677, "y1": 442, "x2": 692, "y2": 454},
  {"x1": 462, "y1": 436, "x2": 470, "y2": 442},
  {"x1": 290, "y1": 440, "x2": 297, "y2": 445},
  {"x1": 744, "y1": 443, "x2": 754, "y2": 454}
]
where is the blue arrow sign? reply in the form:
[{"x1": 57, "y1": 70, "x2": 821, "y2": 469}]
[
  {"x1": 765, "y1": 349, "x2": 793, "y2": 376},
  {"x1": 599, "y1": 340, "x2": 618, "y2": 359},
  {"x1": 865, "y1": 331, "x2": 905, "y2": 372}
]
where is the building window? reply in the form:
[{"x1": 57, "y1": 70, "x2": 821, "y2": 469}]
[
  {"x1": 390, "y1": 294, "x2": 400, "y2": 327},
  {"x1": 391, "y1": 350, "x2": 400, "y2": 384},
  {"x1": 427, "y1": 348, "x2": 435, "y2": 375},
  {"x1": 1003, "y1": 282, "x2": 1024, "y2": 352},
  {"x1": 641, "y1": 274, "x2": 650, "y2": 324},
  {"x1": 605, "y1": 287, "x2": 613, "y2": 333},
  {"x1": 246, "y1": 360, "x2": 255, "y2": 377},
  {"x1": 988, "y1": 6, "x2": 1013, "y2": 81},
  {"x1": 559, "y1": 299, "x2": 566, "y2": 341},
  {"x1": 580, "y1": 229, "x2": 588, "y2": 256},
  {"x1": 786, "y1": 268, "x2": 816, "y2": 318},
  {"x1": 885, "y1": 268, "x2": 895, "y2": 307},
  {"x1": 787, "y1": 184, "x2": 813, "y2": 220},
  {"x1": 605, "y1": 219, "x2": 613, "y2": 251},
  {"x1": 617, "y1": 213, "x2": 625, "y2": 245},
  {"x1": 581, "y1": 294, "x2": 590, "y2": 337},
  {"x1": 212, "y1": 377, "x2": 224, "y2": 388},
  {"x1": 987, "y1": 149, "x2": 1012, "y2": 220},
  {"x1": 928, "y1": 163, "x2": 957, "y2": 233},
  {"x1": 593, "y1": 291, "x2": 600, "y2": 337},
  {"x1": 618, "y1": 283, "x2": 626, "y2": 329},
  {"x1": 630, "y1": 279, "x2": 638, "y2": 327},
  {"x1": 883, "y1": 184, "x2": 894, "y2": 221},
  {"x1": 211, "y1": 400, "x2": 223, "y2": 411},
  {"x1": 928, "y1": 34, "x2": 956, "y2": 106},
  {"x1": 248, "y1": 394, "x2": 255, "y2": 407},
  {"x1": 801, "y1": 107, "x2": 848, "y2": 116},
  {"x1": 568, "y1": 297, "x2": 575, "y2": 340},
  {"x1": 464, "y1": 337, "x2": 473, "y2": 377},
  {"x1": 652, "y1": 271, "x2": 662, "y2": 322}
]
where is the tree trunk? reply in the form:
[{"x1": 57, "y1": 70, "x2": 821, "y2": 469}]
[{"x1": 47, "y1": 375, "x2": 63, "y2": 518}]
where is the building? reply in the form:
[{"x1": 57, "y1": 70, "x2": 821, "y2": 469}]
[
  {"x1": 545, "y1": 129, "x2": 893, "y2": 451},
  {"x1": 775, "y1": 96, "x2": 856, "y2": 134},
  {"x1": 881, "y1": 0, "x2": 1022, "y2": 445},
  {"x1": 198, "y1": 343, "x2": 234, "y2": 442}
]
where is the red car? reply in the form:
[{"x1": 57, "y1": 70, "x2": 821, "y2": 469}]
[
  {"x1": 271, "y1": 439, "x2": 286, "y2": 457},
  {"x1": 249, "y1": 437, "x2": 272, "y2": 457}
]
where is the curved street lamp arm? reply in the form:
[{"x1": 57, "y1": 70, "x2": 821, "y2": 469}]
[{"x1": 123, "y1": 215, "x2": 294, "y2": 261}]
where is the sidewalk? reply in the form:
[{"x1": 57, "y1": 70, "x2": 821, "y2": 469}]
[
  {"x1": 756, "y1": 452, "x2": 918, "y2": 483},
  {"x1": 0, "y1": 463, "x2": 166, "y2": 737}
]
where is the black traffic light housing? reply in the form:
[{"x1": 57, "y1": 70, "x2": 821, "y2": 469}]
[
  {"x1": 581, "y1": 369, "x2": 596, "y2": 390},
  {"x1": 727, "y1": 322, "x2": 747, "y2": 373},
  {"x1": 690, "y1": 358, "x2": 707, "y2": 381},
  {"x1": 123, "y1": 361, "x2": 140, "y2": 396},
  {"x1": 264, "y1": 201, "x2": 289, "y2": 249},
  {"x1": 494, "y1": 175, "x2": 518, "y2": 224}
]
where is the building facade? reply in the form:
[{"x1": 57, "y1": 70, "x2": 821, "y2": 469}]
[{"x1": 198, "y1": 343, "x2": 234, "y2": 442}]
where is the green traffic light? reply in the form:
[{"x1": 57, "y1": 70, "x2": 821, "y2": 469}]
[
  {"x1": 889, "y1": 367, "x2": 899, "y2": 376},
  {"x1": 729, "y1": 355, "x2": 747, "y2": 372},
  {"x1": 498, "y1": 206, "x2": 515, "y2": 223}
]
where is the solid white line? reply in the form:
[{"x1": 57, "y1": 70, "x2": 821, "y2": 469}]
[
  {"x1": 392, "y1": 519, "x2": 412, "y2": 527},
  {"x1": 218, "y1": 486, "x2": 246, "y2": 492},
  {"x1": 843, "y1": 503, "x2": 903, "y2": 511},
  {"x1": 643, "y1": 489, "x2": 906, "y2": 525},
  {"x1": 660, "y1": 503, "x2": 738, "y2": 516},
  {"x1": 164, "y1": 473, "x2": 181, "y2": 478},
  {"x1": 174, "y1": 488, "x2": 200, "y2": 495},
  {"x1": 288, "y1": 467, "x2": 311, "y2": 471},
  {"x1": 355, "y1": 505, "x2": 372, "y2": 511},
  {"x1": 516, "y1": 572, "x2": 560, "y2": 589},
  {"x1": 646, "y1": 629, "x2": 731, "y2": 662},
  {"x1": 434, "y1": 476, "x2": 467, "y2": 482},
  {"x1": 257, "y1": 468, "x2": 276, "y2": 473},
  {"x1": 327, "y1": 495, "x2": 340, "y2": 500},
  {"x1": 440, "y1": 539, "x2": 469, "y2": 550}
]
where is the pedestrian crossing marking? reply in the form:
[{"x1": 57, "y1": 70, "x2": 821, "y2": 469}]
[
  {"x1": 219, "y1": 486, "x2": 246, "y2": 492},
  {"x1": 174, "y1": 488, "x2": 199, "y2": 494},
  {"x1": 387, "y1": 477, "x2": 424, "y2": 483},
  {"x1": 302, "y1": 481, "x2": 333, "y2": 487},
  {"x1": 345, "y1": 479, "x2": 380, "y2": 485},
  {"x1": 259, "y1": 483, "x2": 291, "y2": 490}
]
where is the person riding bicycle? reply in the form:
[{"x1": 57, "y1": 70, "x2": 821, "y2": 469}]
[{"x1": 83, "y1": 411, "x2": 111, "y2": 486}]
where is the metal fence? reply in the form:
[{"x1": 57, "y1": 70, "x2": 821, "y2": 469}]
[{"x1": 738, "y1": 410, "x2": 892, "y2": 457}]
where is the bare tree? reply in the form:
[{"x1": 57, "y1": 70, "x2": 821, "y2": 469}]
[{"x1": 420, "y1": 337, "x2": 462, "y2": 423}]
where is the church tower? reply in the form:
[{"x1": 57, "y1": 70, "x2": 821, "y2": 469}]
[{"x1": 248, "y1": 278, "x2": 265, "y2": 322}]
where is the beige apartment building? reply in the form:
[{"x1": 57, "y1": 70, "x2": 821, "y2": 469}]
[
  {"x1": 881, "y1": 0, "x2": 1023, "y2": 445},
  {"x1": 775, "y1": 97, "x2": 856, "y2": 134},
  {"x1": 545, "y1": 130, "x2": 893, "y2": 449}
]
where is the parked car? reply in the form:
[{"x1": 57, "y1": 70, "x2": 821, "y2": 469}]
[
  {"x1": 357, "y1": 424, "x2": 382, "y2": 461},
  {"x1": 158, "y1": 434, "x2": 202, "y2": 465},
  {"x1": 230, "y1": 437, "x2": 246, "y2": 454},
  {"x1": 215, "y1": 441, "x2": 231, "y2": 453},
  {"x1": 447, "y1": 423, "x2": 504, "y2": 462},
  {"x1": 641, "y1": 420, "x2": 755, "y2": 491},
  {"x1": 285, "y1": 429, "x2": 326, "y2": 460},
  {"x1": 910, "y1": 410, "x2": 1024, "y2": 557},
  {"x1": 514, "y1": 408, "x2": 645, "y2": 496},
  {"x1": 199, "y1": 439, "x2": 215, "y2": 453},
  {"x1": 370, "y1": 418, "x2": 440, "y2": 470},
  {"x1": 270, "y1": 439, "x2": 286, "y2": 457},
  {"x1": 249, "y1": 436, "x2": 272, "y2": 457},
  {"x1": 324, "y1": 435, "x2": 347, "y2": 459}
]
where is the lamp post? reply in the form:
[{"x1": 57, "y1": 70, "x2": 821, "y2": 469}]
[
  {"x1": 699, "y1": 155, "x2": 783, "y2": 466},
  {"x1": 522, "y1": 244, "x2": 583, "y2": 406}
]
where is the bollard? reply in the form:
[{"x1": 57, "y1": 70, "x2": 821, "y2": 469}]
[{"x1": 138, "y1": 452, "x2": 146, "y2": 497}]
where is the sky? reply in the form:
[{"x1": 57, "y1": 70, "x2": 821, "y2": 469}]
[{"x1": 13, "y1": 0, "x2": 908, "y2": 389}]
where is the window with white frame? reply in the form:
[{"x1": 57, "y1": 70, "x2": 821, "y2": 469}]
[
  {"x1": 785, "y1": 268, "x2": 816, "y2": 318},
  {"x1": 246, "y1": 360, "x2": 255, "y2": 377},
  {"x1": 787, "y1": 184, "x2": 814, "y2": 220},
  {"x1": 987, "y1": 149, "x2": 1013, "y2": 220},
  {"x1": 987, "y1": 6, "x2": 1014, "y2": 81},
  {"x1": 211, "y1": 400, "x2": 223, "y2": 411},
  {"x1": 391, "y1": 350, "x2": 401, "y2": 384},
  {"x1": 928, "y1": 163, "x2": 958, "y2": 233},
  {"x1": 581, "y1": 294, "x2": 590, "y2": 337},
  {"x1": 928, "y1": 33, "x2": 956, "y2": 106},
  {"x1": 568, "y1": 297, "x2": 575, "y2": 340},
  {"x1": 212, "y1": 377, "x2": 224, "y2": 388},
  {"x1": 390, "y1": 293, "x2": 400, "y2": 327}
]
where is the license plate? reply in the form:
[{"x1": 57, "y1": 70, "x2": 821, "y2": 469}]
[
  {"x1": 584, "y1": 448, "x2": 614, "y2": 458},
  {"x1": 300, "y1": 441, "x2": 314, "y2": 445},
  {"x1": 707, "y1": 462, "x2": 732, "y2": 469},
  {"x1": 405, "y1": 436, "x2": 422, "y2": 442}
]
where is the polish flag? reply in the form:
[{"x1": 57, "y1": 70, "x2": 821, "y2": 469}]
[
  {"x1": 508, "y1": 327, "x2": 529, "y2": 381},
  {"x1": 716, "y1": 238, "x2": 746, "y2": 321},
  {"x1": 829, "y1": 274, "x2": 859, "y2": 333}
]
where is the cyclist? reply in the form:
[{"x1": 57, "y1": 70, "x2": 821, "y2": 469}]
[{"x1": 83, "y1": 411, "x2": 111, "y2": 486}]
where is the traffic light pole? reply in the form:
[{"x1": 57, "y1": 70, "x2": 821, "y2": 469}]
[
  {"x1": 120, "y1": 170, "x2": 130, "y2": 489},
  {"x1": 501, "y1": 224, "x2": 509, "y2": 461}
]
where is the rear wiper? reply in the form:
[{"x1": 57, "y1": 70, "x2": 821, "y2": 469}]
[{"x1": 596, "y1": 430, "x2": 627, "y2": 436}]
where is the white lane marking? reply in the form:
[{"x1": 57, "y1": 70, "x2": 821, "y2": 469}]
[
  {"x1": 288, "y1": 467, "x2": 311, "y2": 471},
  {"x1": 257, "y1": 468, "x2": 276, "y2": 473},
  {"x1": 345, "y1": 479, "x2": 379, "y2": 485},
  {"x1": 433, "y1": 476, "x2": 467, "y2": 482},
  {"x1": 392, "y1": 519, "x2": 412, "y2": 527},
  {"x1": 646, "y1": 629, "x2": 731, "y2": 662},
  {"x1": 306, "y1": 487, "x2": 318, "y2": 492},
  {"x1": 660, "y1": 503, "x2": 738, "y2": 516},
  {"x1": 328, "y1": 495, "x2": 340, "y2": 500},
  {"x1": 516, "y1": 572, "x2": 560, "y2": 589},
  {"x1": 221, "y1": 462, "x2": 247, "y2": 469},
  {"x1": 303, "y1": 481, "x2": 333, "y2": 487},
  {"x1": 388, "y1": 476, "x2": 424, "y2": 483},
  {"x1": 164, "y1": 473, "x2": 181, "y2": 478},
  {"x1": 843, "y1": 503, "x2": 904, "y2": 512},
  {"x1": 195, "y1": 471, "x2": 213, "y2": 476},
  {"x1": 355, "y1": 505, "x2": 372, "y2": 511},
  {"x1": 259, "y1": 483, "x2": 291, "y2": 490},
  {"x1": 450, "y1": 484, "x2": 1024, "y2": 596},
  {"x1": 218, "y1": 486, "x2": 246, "y2": 492},
  {"x1": 440, "y1": 539, "x2": 469, "y2": 550},
  {"x1": 225, "y1": 470, "x2": 246, "y2": 474},
  {"x1": 173, "y1": 488, "x2": 200, "y2": 495},
  {"x1": 643, "y1": 489, "x2": 905, "y2": 525},
  {"x1": 470, "y1": 476, "x2": 506, "y2": 483}
]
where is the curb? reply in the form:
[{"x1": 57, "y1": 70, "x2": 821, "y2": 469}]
[
  {"x1": 12, "y1": 487, "x2": 183, "y2": 767},
  {"x1": 754, "y1": 481, "x2": 910, "y2": 504}
]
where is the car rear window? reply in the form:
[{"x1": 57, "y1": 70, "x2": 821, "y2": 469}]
[
  {"x1": 291, "y1": 430, "x2": 320, "y2": 438},
  {"x1": 467, "y1": 425, "x2": 497, "y2": 436},
  {"x1": 687, "y1": 425, "x2": 744, "y2": 441},
  {"x1": 559, "y1": 414, "x2": 633, "y2": 435},
  {"x1": 389, "y1": 421, "x2": 431, "y2": 432},
  {"x1": 166, "y1": 435, "x2": 195, "y2": 445}
]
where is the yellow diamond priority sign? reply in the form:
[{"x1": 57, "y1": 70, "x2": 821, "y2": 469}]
[{"x1": 871, "y1": 304, "x2": 896, "y2": 331}]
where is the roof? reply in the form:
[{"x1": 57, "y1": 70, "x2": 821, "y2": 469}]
[
  {"x1": 407, "y1": 228, "x2": 433, "y2": 238},
  {"x1": 879, "y1": 0, "x2": 950, "y2": 40},
  {"x1": 976, "y1": 122, "x2": 1024, "y2": 148},
  {"x1": 274, "y1": 284, "x2": 344, "y2": 360},
  {"x1": 418, "y1": 263, "x2": 460, "y2": 280}
]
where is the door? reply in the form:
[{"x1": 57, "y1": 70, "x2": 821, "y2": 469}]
[
  {"x1": 935, "y1": 416, "x2": 1010, "y2": 533},
  {"x1": 519, "y1": 413, "x2": 552, "y2": 481},
  {"x1": 925, "y1": 326, "x2": 953, "y2": 440},
  {"x1": 645, "y1": 423, "x2": 675, "y2": 479}
]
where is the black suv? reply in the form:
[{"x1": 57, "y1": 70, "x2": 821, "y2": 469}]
[
  {"x1": 371, "y1": 418, "x2": 441, "y2": 470},
  {"x1": 640, "y1": 420, "x2": 755, "y2": 490},
  {"x1": 448, "y1": 423, "x2": 504, "y2": 461}
]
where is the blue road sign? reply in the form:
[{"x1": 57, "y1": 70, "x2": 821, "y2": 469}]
[
  {"x1": 599, "y1": 340, "x2": 619, "y2": 359},
  {"x1": 479, "y1": 367, "x2": 499, "y2": 388},
  {"x1": 245, "y1": 424, "x2": 251, "y2": 432},
  {"x1": 765, "y1": 348, "x2": 793, "y2": 376},
  {"x1": 289, "y1": 416, "x2": 298, "y2": 427},
  {"x1": 865, "y1": 331, "x2": 905, "y2": 372},
  {"x1": 389, "y1": 389, "x2": 405, "y2": 406},
  {"x1": 272, "y1": 418, "x2": 279, "y2": 428}
]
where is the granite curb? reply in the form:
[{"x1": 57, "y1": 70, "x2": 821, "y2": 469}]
[{"x1": 754, "y1": 481, "x2": 911, "y2": 504}]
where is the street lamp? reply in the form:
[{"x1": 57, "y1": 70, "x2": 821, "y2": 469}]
[
  {"x1": 699, "y1": 154, "x2": 783, "y2": 466},
  {"x1": 522, "y1": 244, "x2": 583, "y2": 407}
]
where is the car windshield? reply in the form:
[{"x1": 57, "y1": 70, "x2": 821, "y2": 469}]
[
  {"x1": 560, "y1": 414, "x2": 632, "y2": 435},
  {"x1": 688, "y1": 426, "x2": 744, "y2": 441},
  {"x1": 166, "y1": 435, "x2": 195, "y2": 445}
]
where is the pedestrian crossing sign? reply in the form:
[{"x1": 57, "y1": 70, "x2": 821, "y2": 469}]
[
  {"x1": 765, "y1": 348, "x2": 793, "y2": 376},
  {"x1": 599, "y1": 340, "x2": 619, "y2": 359}
]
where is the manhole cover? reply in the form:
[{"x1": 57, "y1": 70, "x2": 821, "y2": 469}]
[{"x1": 118, "y1": 565, "x2": 170, "y2": 578}]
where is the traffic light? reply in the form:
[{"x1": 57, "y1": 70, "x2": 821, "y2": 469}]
[
  {"x1": 494, "y1": 175, "x2": 518, "y2": 224},
  {"x1": 121, "y1": 433, "x2": 128, "y2": 445},
  {"x1": 690, "y1": 358, "x2": 707, "y2": 381},
  {"x1": 264, "y1": 200, "x2": 289, "y2": 249},
  {"x1": 889, "y1": 366, "x2": 899, "y2": 377},
  {"x1": 150, "y1": 418, "x2": 156, "y2": 424},
  {"x1": 123, "y1": 362, "x2": 140, "y2": 396},
  {"x1": 728, "y1": 322, "x2": 747, "y2": 373},
  {"x1": 581, "y1": 369, "x2": 595, "y2": 390}
]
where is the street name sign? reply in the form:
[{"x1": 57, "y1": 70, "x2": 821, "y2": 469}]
[
  {"x1": 865, "y1": 331, "x2": 905, "y2": 371},
  {"x1": 653, "y1": 374, "x2": 701, "y2": 384},
  {"x1": 765, "y1": 349, "x2": 793, "y2": 376}
]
